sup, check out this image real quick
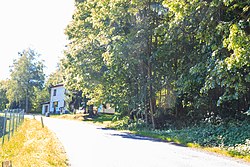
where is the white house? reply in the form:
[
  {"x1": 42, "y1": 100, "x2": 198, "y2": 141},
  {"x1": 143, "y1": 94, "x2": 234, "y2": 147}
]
[{"x1": 42, "y1": 84, "x2": 67, "y2": 115}]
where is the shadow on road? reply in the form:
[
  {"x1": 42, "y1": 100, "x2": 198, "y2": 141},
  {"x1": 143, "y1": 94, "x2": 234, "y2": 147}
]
[{"x1": 97, "y1": 127, "x2": 186, "y2": 147}]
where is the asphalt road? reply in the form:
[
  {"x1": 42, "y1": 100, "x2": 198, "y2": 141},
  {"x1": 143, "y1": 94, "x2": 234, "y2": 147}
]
[{"x1": 40, "y1": 117, "x2": 249, "y2": 167}]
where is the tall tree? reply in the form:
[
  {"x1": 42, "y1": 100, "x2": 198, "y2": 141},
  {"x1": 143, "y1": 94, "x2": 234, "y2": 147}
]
[{"x1": 7, "y1": 48, "x2": 45, "y2": 112}]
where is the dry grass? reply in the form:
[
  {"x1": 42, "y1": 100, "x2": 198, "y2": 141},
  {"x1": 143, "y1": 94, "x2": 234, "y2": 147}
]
[
  {"x1": 0, "y1": 119, "x2": 68, "y2": 167},
  {"x1": 51, "y1": 114, "x2": 86, "y2": 121}
]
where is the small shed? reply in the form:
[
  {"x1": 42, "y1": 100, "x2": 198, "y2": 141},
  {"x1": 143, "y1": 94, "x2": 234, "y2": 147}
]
[{"x1": 41, "y1": 102, "x2": 50, "y2": 115}]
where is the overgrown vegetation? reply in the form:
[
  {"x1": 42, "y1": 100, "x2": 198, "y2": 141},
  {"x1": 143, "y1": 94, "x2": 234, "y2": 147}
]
[{"x1": 0, "y1": 119, "x2": 68, "y2": 167}]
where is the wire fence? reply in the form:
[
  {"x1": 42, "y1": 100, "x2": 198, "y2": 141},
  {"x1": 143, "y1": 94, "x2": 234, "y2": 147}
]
[{"x1": 0, "y1": 109, "x2": 25, "y2": 145}]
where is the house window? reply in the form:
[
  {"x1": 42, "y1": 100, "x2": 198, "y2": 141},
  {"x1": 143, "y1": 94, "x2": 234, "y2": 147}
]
[
  {"x1": 53, "y1": 101, "x2": 58, "y2": 108},
  {"x1": 53, "y1": 89, "x2": 57, "y2": 96}
]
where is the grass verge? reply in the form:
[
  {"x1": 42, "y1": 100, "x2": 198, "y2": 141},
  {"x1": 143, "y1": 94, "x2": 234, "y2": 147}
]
[
  {"x1": 0, "y1": 118, "x2": 68, "y2": 167},
  {"x1": 132, "y1": 129, "x2": 250, "y2": 162}
]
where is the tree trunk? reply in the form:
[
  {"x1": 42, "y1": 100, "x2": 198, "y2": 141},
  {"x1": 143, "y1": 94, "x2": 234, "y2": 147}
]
[
  {"x1": 88, "y1": 105, "x2": 94, "y2": 117},
  {"x1": 147, "y1": 0, "x2": 155, "y2": 129},
  {"x1": 159, "y1": 89, "x2": 162, "y2": 108},
  {"x1": 25, "y1": 91, "x2": 28, "y2": 113},
  {"x1": 143, "y1": 78, "x2": 148, "y2": 125}
]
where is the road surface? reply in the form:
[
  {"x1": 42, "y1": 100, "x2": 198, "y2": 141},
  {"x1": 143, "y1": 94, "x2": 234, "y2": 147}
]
[{"x1": 40, "y1": 117, "x2": 249, "y2": 167}]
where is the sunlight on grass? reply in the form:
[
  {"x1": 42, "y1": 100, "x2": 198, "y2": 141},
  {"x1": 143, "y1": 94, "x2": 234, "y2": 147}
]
[
  {"x1": 203, "y1": 147, "x2": 250, "y2": 162},
  {"x1": 51, "y1": 114, "x2": 85, "y2": 121},
  {"x1": 0, "y1": 119, "x2": 68, "y2": 167},
  {"x1": 186, "y1": 143, "x2": 201, "y2": 148},
  {"x1": 52, "y1": 113, "x2": 114, "y2": 127}
]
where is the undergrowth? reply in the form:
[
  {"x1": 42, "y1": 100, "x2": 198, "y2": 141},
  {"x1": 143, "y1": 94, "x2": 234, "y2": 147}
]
[{"x1": 101, "y1": 113, "x2": 250, "y2": 161}]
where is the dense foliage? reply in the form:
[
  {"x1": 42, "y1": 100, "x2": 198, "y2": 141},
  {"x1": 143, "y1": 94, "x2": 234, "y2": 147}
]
[{"x1": 63, "y1": 0, "x2": 249, "y2": 128}]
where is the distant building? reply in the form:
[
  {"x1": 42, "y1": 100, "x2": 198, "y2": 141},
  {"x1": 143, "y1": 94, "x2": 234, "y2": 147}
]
[
  {"x1": 42, "y1": 84, "x2": 67, "y2": 115},
  {"x1": 97, "y1": 103, "x2": 115, "y2": 114}
]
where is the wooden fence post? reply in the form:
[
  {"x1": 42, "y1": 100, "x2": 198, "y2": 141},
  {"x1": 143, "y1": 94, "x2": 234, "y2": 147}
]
[
  {"x1": 41, "y1": 117, "x2": 44, "y2": 128},
  {"x1": 8, "y1": 111, "x2": 11, "y2": 141},
  {"x1": 2, "y1": 111, "x2": 7, "y2": 145},
  {"x1": 2, "y1": 160, "x2": 12, "y2": 167},
  {"x1": 22, "y1": 109, "x2": 24, "y2": 122},
  {"x1": 11, "y1": 110, "x2": 15, "y2": 136},
  {"x1": 18, "y1": 111, "x2": 20, "y2": 125}
]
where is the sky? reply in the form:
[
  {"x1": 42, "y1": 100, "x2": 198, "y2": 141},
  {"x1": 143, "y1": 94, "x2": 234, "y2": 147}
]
[{"x1": 0, "y1": 0, "x2": 75, "y2": 80}]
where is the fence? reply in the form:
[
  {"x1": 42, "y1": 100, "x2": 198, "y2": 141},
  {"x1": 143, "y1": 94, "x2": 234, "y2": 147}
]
[{"x1": 0, "y1": 109, "x2": 25, "y2": 145}]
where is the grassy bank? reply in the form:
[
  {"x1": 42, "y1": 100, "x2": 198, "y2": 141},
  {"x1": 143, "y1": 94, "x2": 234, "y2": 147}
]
[
  {"x1": 133, "y1": 125, "x2": 250, "y2": 161},
  {"x1": 53, "y1": 113, "x2": 250, "y2": 162},
  {"x1": 0, "y1": 119, "x2": 68, "y2": 167}
]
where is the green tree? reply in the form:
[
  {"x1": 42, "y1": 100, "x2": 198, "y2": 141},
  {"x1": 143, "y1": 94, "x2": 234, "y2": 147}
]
[
  {"x1": 161, "y1": 0, "x2": 250, "y2": 121},
  {"x1": 31, "y1": 86, "x2": 50, "y2": 113},
  {"x1": 46, "y1": 66, "x2": 64, "y2": 87},
  {"x1": 0, "y1": 80, "x2": 9, "y2": 111},
  {"x1": 7, "y1": 48, "x2": 45, "y2": 112}
]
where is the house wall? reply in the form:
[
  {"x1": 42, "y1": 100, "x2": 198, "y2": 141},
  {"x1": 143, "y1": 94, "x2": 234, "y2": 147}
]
[{"x1": 50, "y1": 86, "x2": 66, "y2": 113}]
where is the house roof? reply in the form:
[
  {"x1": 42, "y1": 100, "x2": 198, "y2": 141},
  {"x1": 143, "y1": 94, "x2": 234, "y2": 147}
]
[
  {"x1": 41, "y1": 101, "x2": 50, "y2": 105},
  {"x1": 50, "y1": 83, "x2": 64, "y2": 88}
]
